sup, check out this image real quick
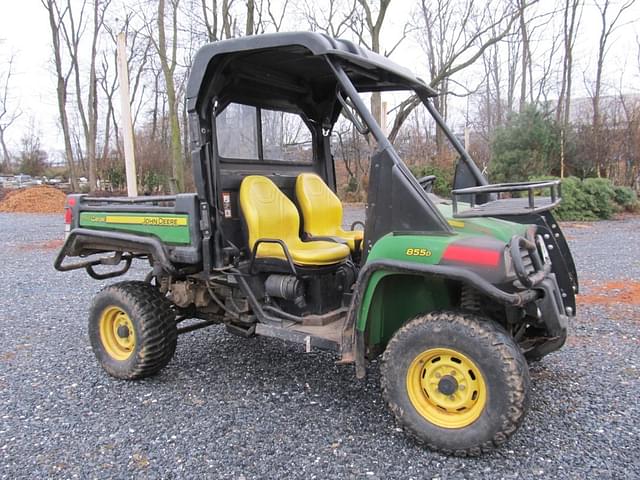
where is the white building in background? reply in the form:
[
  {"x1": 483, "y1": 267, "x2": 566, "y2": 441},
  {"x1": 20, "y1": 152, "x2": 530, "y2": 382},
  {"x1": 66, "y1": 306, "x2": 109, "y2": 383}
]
[{"x1": 565, "y1": 94, "x2": 640, "y2": 126}]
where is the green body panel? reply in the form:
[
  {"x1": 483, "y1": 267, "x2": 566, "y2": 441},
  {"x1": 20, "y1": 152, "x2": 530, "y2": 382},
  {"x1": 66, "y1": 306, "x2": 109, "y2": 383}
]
[
  {"x1": 79, "y1": 212, "x2": 191, "y2": 245},
  {"x1": 358, "y1": 211, "x2": 529, "y2": 348},
  {"x1": 357, "y1": 233, "x2": 457, "y2": 346},
  {"x1": 437, "y1": 203, "x2": 529, "y2": 242},
  {"x1": 361, "y1": 272, "x2": 454, "y2": 348}
]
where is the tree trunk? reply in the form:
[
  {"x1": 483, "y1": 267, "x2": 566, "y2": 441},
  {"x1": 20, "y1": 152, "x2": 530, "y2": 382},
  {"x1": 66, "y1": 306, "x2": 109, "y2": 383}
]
[
  {"x1": 246, "y1": 0, "x2": 255, "y2": 35},
  {"x1": 0, "y1": 130, "x2": 10, "y2": 171},
  {"x1": 518, "y1": 0, "x2": 529, "y2": 112},
  {"x1": 86, "y1": 0, "x2": 102, "y2": 192},
  {"x1": 42, "y1": 0, "x2": 78, "y2": 191},
  {"x1": 158, "y1": 0, "x2": 185, "y2": 191},
  {"x1": 222, "y1": 0, "x2": 232, "y2": 39}
]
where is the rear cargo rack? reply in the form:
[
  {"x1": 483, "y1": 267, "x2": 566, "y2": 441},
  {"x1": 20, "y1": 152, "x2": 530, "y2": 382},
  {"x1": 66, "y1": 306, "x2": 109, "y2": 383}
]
[
  {"x1": 451, "y1": 180, "x2": 561, "y2": 218},
  {"x1": 82, "y1": 195, "x2": 177, "y2": 205}
]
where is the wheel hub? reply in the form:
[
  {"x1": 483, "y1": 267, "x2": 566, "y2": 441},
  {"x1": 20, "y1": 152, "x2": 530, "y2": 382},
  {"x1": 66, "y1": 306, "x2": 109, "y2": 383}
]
[
  {"x1": 406, "y1": 347, "x2": 487, "y2": 429},
  {"x1": 98, "y1": 306, "x2": 136, "y2": 361},
  {"x1": 117, "y1": 325, "x2": 130, "y2": 338},
  {"x1": 437, "y1": 375, "x2": 458, "y2": 395}
]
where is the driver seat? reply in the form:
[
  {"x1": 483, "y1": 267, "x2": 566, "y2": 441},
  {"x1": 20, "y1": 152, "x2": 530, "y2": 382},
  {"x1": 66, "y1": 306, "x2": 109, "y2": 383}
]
[
  {"x1": 239, "y1": 176, "x2": 350, "y2": 267},
  {"x1": 295, "y1": 173, "x2": 364, "y2": 252}
]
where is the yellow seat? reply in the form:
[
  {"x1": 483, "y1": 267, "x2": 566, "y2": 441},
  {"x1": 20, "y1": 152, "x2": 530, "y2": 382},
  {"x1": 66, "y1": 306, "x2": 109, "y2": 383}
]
[
  {"x1": 239, "y1": 176, "x2": 350, "y2": 267},
  {"x1": 295, "y1": 173, "x2": 364, "y2": 251}
]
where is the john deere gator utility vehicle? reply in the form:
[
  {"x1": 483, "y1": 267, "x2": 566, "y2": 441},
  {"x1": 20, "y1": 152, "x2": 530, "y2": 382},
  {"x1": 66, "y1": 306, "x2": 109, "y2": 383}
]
[{"x1": 55, "y1": 32, "x2": 578, "y2": 455}]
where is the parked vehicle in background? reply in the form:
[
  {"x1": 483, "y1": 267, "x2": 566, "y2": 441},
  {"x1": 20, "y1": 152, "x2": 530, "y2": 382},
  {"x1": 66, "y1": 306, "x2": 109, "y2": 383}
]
[
  {"x1": 46, "y1": 177, "x2": 64, "y2": 185},
  {"x1": 14, "y1": 174, "x2": 34, "y2": 187}
]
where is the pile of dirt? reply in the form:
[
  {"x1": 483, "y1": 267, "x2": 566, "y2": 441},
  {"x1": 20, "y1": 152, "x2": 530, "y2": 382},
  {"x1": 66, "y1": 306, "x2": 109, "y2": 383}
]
[
  {"x1": 579, "y1": 280, "x2": 640, "y2": 305},
  {"x1": 0, "y1": 186, "x2": 67, "y2": 214},
  {"x1": 17, "y1": 239, "x2": 65, "y2": 251}
]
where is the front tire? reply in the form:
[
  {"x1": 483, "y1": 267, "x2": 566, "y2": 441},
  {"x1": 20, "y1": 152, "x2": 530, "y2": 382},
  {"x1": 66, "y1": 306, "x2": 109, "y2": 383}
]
[
  {"x1": 381, "y1": 311, "x2": 530, "y2": 456},
  {"x1": 89, "y1": 281, "x2": 177, "y2": 380}
]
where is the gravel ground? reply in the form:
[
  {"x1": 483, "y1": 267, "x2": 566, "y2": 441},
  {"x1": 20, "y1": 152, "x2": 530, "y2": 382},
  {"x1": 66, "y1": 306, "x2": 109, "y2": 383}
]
[{"x1": 1, "y1": 211, "x2": 639, "y2": 479}]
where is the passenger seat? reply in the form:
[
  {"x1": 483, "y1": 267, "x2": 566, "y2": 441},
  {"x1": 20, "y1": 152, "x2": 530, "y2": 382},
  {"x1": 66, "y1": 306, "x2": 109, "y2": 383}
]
[
  {"x1": 295, "y1": 173, "x2": 364, "y2": 252},
  {"x1": 239, "y1": 175, "x2": 350, "y2": 266}
]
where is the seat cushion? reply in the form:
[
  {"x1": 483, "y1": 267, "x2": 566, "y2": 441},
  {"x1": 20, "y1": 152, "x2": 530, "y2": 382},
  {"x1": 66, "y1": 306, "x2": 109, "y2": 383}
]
[
  {"x1": 335, "y1": 229, "x2": 364, "y2": 251},
  {"x1": 256, "y1": 238, "x2": 350, "y2": 266},
  {"x1": 239, "y1": 175, "x2": 350, "y2": 266}
]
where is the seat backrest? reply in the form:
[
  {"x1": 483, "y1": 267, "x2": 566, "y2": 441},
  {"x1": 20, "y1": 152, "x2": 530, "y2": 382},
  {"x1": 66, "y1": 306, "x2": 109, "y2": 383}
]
[
  {"x1": 295, "y1": 173, "x2": 343, "y2": 236},
  {"x1": 239, "y1": 175, "x2": 300, "y2": 250}
]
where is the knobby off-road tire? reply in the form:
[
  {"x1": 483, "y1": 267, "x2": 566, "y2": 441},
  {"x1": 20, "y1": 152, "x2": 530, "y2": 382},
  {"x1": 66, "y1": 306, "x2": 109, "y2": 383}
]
[
  {"x1": 381, "y1": 311, "x2": 530, "y2": 456},
  {"x1": 89, "y1": 281, "x2": 177, "y2": 380}
]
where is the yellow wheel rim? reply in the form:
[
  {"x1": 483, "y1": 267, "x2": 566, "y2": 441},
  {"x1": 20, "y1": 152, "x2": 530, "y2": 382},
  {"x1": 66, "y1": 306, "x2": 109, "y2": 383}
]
[
  {"x1": 406, "y1": 347, "x2": 487, "y2": 429},
  {"x1": 99, "y1": 306, "x2": 136, "y2": 361}
]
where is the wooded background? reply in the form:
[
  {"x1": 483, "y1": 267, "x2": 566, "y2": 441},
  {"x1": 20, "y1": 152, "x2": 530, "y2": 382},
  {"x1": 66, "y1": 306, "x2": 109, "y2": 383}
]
[{"x1": 1, "y1": 0, "x2": 639, "y2": 198}]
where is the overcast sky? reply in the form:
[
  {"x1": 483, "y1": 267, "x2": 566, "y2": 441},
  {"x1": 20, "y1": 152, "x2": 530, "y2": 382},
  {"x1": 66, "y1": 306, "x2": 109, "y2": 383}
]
[{"x1": 1, "y1": 0, "x2": 639, "y2": 158}]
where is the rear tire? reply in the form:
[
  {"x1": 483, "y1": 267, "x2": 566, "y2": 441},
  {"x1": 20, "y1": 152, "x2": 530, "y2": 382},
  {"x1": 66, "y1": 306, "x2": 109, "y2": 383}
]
[
  {"x1": 89, "y1": 281, "x2": 177, "y2": 380},
  {"x1": 381, "y1": 311, "x2": 529, "y2": 456}
]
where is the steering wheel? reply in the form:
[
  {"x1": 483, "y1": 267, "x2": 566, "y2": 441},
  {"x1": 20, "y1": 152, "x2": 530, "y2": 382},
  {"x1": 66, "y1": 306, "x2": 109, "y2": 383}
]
[{"x1": 417, "y1": 175, "x2": 437, "y2": 192}]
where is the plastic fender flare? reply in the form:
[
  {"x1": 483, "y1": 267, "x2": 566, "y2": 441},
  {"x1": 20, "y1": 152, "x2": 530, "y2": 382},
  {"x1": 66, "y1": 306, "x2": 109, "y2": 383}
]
[{"x1": 343, "y1": 260, "x2": 540, "y2": 378}]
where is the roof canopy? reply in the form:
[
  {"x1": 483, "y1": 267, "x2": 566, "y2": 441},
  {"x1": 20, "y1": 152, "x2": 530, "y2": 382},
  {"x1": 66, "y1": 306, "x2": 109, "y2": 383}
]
[{"x1": 186, "y1": 32, "x2": 436, "y2": 120}]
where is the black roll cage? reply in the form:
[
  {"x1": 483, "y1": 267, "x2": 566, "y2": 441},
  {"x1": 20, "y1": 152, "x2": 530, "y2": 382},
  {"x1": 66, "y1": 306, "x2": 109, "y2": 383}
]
[{"x1": 187, "y1": 40, "x2": 489, "y2": 273}]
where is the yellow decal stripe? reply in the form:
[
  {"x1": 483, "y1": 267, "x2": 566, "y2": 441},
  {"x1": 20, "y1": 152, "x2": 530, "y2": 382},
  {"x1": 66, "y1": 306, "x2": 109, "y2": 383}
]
[
  {"x1": 104, "y1": 215, "x2": 188, "y2": 226},
  {"x1": 448, "y1": 219, "x2": 465, "y2": 229}
]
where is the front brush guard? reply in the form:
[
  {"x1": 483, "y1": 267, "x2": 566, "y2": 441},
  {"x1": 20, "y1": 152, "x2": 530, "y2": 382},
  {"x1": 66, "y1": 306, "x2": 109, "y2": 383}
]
[{"x1": 509, "y1": 235, "x2": 550, "y2": 288}]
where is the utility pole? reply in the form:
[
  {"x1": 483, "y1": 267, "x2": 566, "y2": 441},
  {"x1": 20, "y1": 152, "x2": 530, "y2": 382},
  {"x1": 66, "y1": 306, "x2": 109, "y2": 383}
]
[
  {"x1": 381, "y1": 101, "x2": 389, "y2": 136},
  {"x1": 117, "y1": 32, "x2": 138, "y2": 197}
]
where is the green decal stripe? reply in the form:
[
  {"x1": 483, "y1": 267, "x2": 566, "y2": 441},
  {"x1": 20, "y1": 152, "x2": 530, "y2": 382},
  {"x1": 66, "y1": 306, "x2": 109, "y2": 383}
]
[{"x1": 79, "y1": 212, "x2": 191, "y2": 245}]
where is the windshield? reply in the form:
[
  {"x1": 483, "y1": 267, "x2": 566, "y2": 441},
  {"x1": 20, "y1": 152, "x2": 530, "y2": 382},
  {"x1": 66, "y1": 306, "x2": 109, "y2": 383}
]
[{"x1": 332, "y1": 80, "x2": 486, "y2": 199}]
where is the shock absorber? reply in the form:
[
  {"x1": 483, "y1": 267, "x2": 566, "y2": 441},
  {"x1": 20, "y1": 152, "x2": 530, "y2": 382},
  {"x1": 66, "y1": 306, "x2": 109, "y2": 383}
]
[{"x1": 461, "y1": 285, "x2": 481, "y2": 312}]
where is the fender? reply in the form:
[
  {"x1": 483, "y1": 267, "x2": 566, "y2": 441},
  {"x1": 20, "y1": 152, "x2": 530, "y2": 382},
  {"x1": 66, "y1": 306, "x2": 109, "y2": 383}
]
[{"x1": 342, "y1": 260, "x2": 540, "y2": 378}]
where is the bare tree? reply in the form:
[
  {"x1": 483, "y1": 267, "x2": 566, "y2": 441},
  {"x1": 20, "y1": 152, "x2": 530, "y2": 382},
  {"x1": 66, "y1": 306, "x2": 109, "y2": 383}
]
[
  {"x1": 0, "y1": 56, "x2": 21, "y2": 171},
  {"x1": 352, "y1": 0, "x2": 392, "y2": 126},
  {"x1": 300, "y1": 0, "x2": 357, "y2": 38},
  {"x1": 60, "y1": 0, "x2": 111, "y2": 192},
  {"x1": 155, "y1": 0, "x2": 185, "y2": 191},
  {"x1": 591, "y1": 0, "x2": 636, "y2": 177},
  {"x1": 98, "y1": 50, "x2": 119, "y2": 163},
  {"x1": 389, "y1": 0, "x2": 522, "y2": 145},
  {"x1": 517, "y1": 0, "x2": 530, "y2": 113},
  {"x1": 264, "y1": 0, "x2": 289, "y2": 32},
  {"x1": 477, "y1": 3, "x2": 558, "y2": 134},
  {"x1": 303, "y1": 0, "x2": 402, "y2": 172},
  {"x1": 555, "y1": 0, "x2": 582, "y2": 178},
  {"x1": 41, "y1": 0, "x2": 79, "y2": 191},
  {"x1": 18, "y1": 120, "x2": 48, "y2": 177},
  {"x1": 478, "y1": 5, "x2": 524, "y2": 134},
  {"x1": 246, "y1": 0, "x2": 255, "y2": 35},
  {"x1": 529, "y1": 12, "x2": 562, "y2": 107}
]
